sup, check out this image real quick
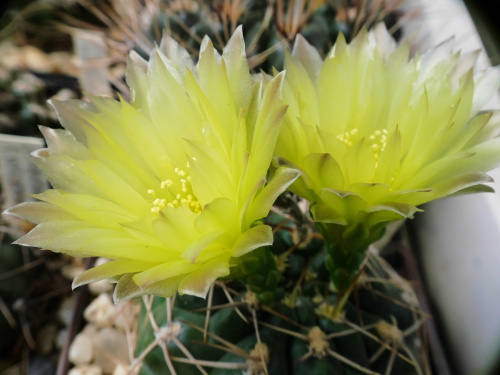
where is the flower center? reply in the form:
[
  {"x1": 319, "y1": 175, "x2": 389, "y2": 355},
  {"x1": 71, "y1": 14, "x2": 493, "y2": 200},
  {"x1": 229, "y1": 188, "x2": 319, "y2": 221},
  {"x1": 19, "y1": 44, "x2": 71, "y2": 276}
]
[
  {"x1": 148, "y1": 161, "x2": 201, "y2": 215},
  {"x1": 336, "y1": 128, "x2": 388, "y2": 162},
  {"x1": 368, "y1": 129, "x2": 388, "y2": 161},
  {"x1": 336, "y1": 128, "x2": 359, "y2": 148}
]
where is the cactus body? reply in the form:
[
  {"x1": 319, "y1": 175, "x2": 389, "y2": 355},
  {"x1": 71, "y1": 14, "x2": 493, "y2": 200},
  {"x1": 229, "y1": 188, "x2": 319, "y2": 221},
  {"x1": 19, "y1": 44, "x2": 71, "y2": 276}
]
[
  {"x1": 135, "y1": 214, "x2": 428, "y2": 375},
  {"x1": 163, "y1": 0, "x2": 401, "y2": 71}
]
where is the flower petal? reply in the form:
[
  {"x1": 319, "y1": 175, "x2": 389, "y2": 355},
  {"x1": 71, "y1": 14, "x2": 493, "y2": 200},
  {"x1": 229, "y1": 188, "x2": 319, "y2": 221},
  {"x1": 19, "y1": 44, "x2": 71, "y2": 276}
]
[
  {"x1": 133, "y1": 260, "x2": 198, "y2": 288},
  {"x1": 231, "y1": 224, "x2": 273, "y2": 257},
  {"x1": 178, "y1": 256, "x2": 230, "y2": 298},
  {"x1": 246, "y1": 166, "x2": 301, "y2": 225},
  {"x1": 310, "y1": 204, "x2": 347, "y2": 225},
  {"x1": 291, "y1": 34, "x2": 323, "y2": 83},
  {"x1": 4, "y1": 202, "x2": 74, "y2": 224},
  {"x1": 222, "y1": 25, "x2": 252, "y2": 112},
  {"x1": 33, "y1": 189, "x2": 135, "y2": 229},
  {"x1": 73, "y1": 259, "x2": 155, "y2": 289},
  {"x1": 113, "y1": 273, "x2": 184, "y2": 303},
  {"x1": 152, "y1": 207, "x2": 198, "y2": 251},
  {"x1": 180, "y1": 230, "x2": 226, "y2": 264},
  {"x1": 194, "y1": 198, "x2": 239, "y2": 239}
]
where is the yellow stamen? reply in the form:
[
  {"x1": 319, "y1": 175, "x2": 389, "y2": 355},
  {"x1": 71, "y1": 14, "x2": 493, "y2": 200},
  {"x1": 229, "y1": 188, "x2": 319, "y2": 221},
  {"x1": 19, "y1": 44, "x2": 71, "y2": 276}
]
[{"x1": 149, "y1": 162, "x2": 202, "y2": 214}]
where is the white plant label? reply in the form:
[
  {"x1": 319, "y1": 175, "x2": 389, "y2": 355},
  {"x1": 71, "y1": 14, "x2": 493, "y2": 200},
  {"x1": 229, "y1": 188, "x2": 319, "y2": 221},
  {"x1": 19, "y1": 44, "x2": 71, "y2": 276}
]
[{"x1": 0, "y1": 133, "x2": 48, "y2": 213}]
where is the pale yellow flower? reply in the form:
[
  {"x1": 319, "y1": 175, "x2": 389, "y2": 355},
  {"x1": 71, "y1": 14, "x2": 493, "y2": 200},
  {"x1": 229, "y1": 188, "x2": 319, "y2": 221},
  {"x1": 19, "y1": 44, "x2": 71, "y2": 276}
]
[
  {"x1": 276, "y1": 24, "x2": 500, "y2": 231},
  {"x1": 5, "y1": 28, "x2": 299, "y2": 301}
]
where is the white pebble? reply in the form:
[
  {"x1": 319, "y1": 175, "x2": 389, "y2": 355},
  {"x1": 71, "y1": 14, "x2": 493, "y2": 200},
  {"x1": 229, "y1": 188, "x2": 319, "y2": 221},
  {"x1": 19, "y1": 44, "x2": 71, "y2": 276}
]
[
  {"x1": 81, "y1": 323, "x2": 99, "y2": 337},
  {"x1": 69, "y1": 333, "x2": 94, "y2": 366},
  {"x1": 112, "y1": 364, "x2": 129, "y2": 375},
  {"x1": 62, "y1": 264, "x2": 85, "y2": 280},
  {"x1": 93, "y1": 328, "x2": 129, "y2": 374},
  {"x1": 113, "y1": 301, "x2": 139, "y2": 332},
  {"x1": 68, "y1": 364, "x2": 102, "y2": 375},
  {"x1": 84, "y1": 293, "x2": 116, "y2": 328},
  {"x1": 89, "y1": 279, "x2": 113, "y2": 295}
]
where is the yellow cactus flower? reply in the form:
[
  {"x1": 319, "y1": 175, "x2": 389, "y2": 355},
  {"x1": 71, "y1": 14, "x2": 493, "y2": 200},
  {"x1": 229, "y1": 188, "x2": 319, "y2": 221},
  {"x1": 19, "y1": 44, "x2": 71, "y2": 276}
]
[
  {"x1": 5, "y1": 27, "x2": 299, "y2": 301},
  {"x1": 276, "y1": 24, "x2": 500, "y2": 232}
]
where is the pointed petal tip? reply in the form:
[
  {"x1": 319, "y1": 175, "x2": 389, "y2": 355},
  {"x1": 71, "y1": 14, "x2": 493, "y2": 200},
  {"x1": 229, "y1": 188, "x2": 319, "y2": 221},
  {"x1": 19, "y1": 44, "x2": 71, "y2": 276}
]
[
  {"x1": 12, "y1": 237, "x2": 26, "y2": 246},
  {"x1": 38, "y1": 125, "x2": 55, "y2": 140},
  {"x1": 72, "y1": 270, "x2": 93, "y2": 290},
  {"x1": 275, "y1": 70, "x2": 286, "y2": 80},
  {"x1": 112, "y1": 288, "x2": 122, "y2": 304},
  {"x1": 291, "y1": 34, "x2": 323, "y2": 73},
  {"x1": 233, "y1": 24, "x2": 244, "y2": 38},
  {"x1": 268, "y1": 70, "x2": 286, "y2": 93},
  {"x1": 336, "y1": 31, "x2": 347, "y2": 43},
  {"x1": 372, "y1": 22, "x2": 389, "y2": 34},
  {"x1": 71, "y1": 278, "x2": 80, "y2": 290},
  {"x1": 178, "y1": 288, "x2": 208, "y2": 299},
  {"x1": 294, "y1": 33, "x2": 307, "y2": 45},
  {"x1": 47, "y1": 98, "x2": 55, "y2": 109},
  {"x1": 30, "y1": 148, "x2": 47, "y2": 159},
  {"x1": 223, "y1": 25, "x2": 246, "y2": 60},
  {"x1": 2, "y1": 205, "x2": 27, "y2": 219},
  {"x1": 288, "y1": 167, "x2": 302, "y2": 180},
  {"x1": 2, "y1": 207, "x2": 13, "y2": 216},
  {"x1": 199, "y1": 35, "x2": 213, "y2": 54},
  {"x1": 159, "y1": 30, "x2": 173, "y2": 47}
]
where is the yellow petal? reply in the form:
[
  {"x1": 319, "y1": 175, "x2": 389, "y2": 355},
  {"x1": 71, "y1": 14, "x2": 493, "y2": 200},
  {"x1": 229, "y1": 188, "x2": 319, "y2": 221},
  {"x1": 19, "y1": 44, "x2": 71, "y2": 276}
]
[
  {"x1": 222, "y1": 25, "x2": 252, "y2": 112},
  {"x1": 246, "y1": 166, "x2": 301, "y2": 226},
  {"x1": 178, "y1": 256, "x2": 230, "y2": 298},
  {"x1": 194, "y1": 198, "x2": 239, "y2": 239},
  {"x1": 231, "y1": 225, "x2": 273, "y2": 257},
  {"x1": 152, "y1": 207, "x2": 198, "y2": 251},
  {"x1": 133, "y1": 260, "x2": 198, "y2": 288},
  {"x1": 4, "y1": 201, "x2": 74, "y2": 224},
  {"x1": 114, "y1": 273, "x2": 184, "y2": 303},
  {"x1": 73, "y1": 259, "x2": 155, "y2": 288},
  {"x1": 34, "y1": 189, "x2": 135, "y2": 229}
]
